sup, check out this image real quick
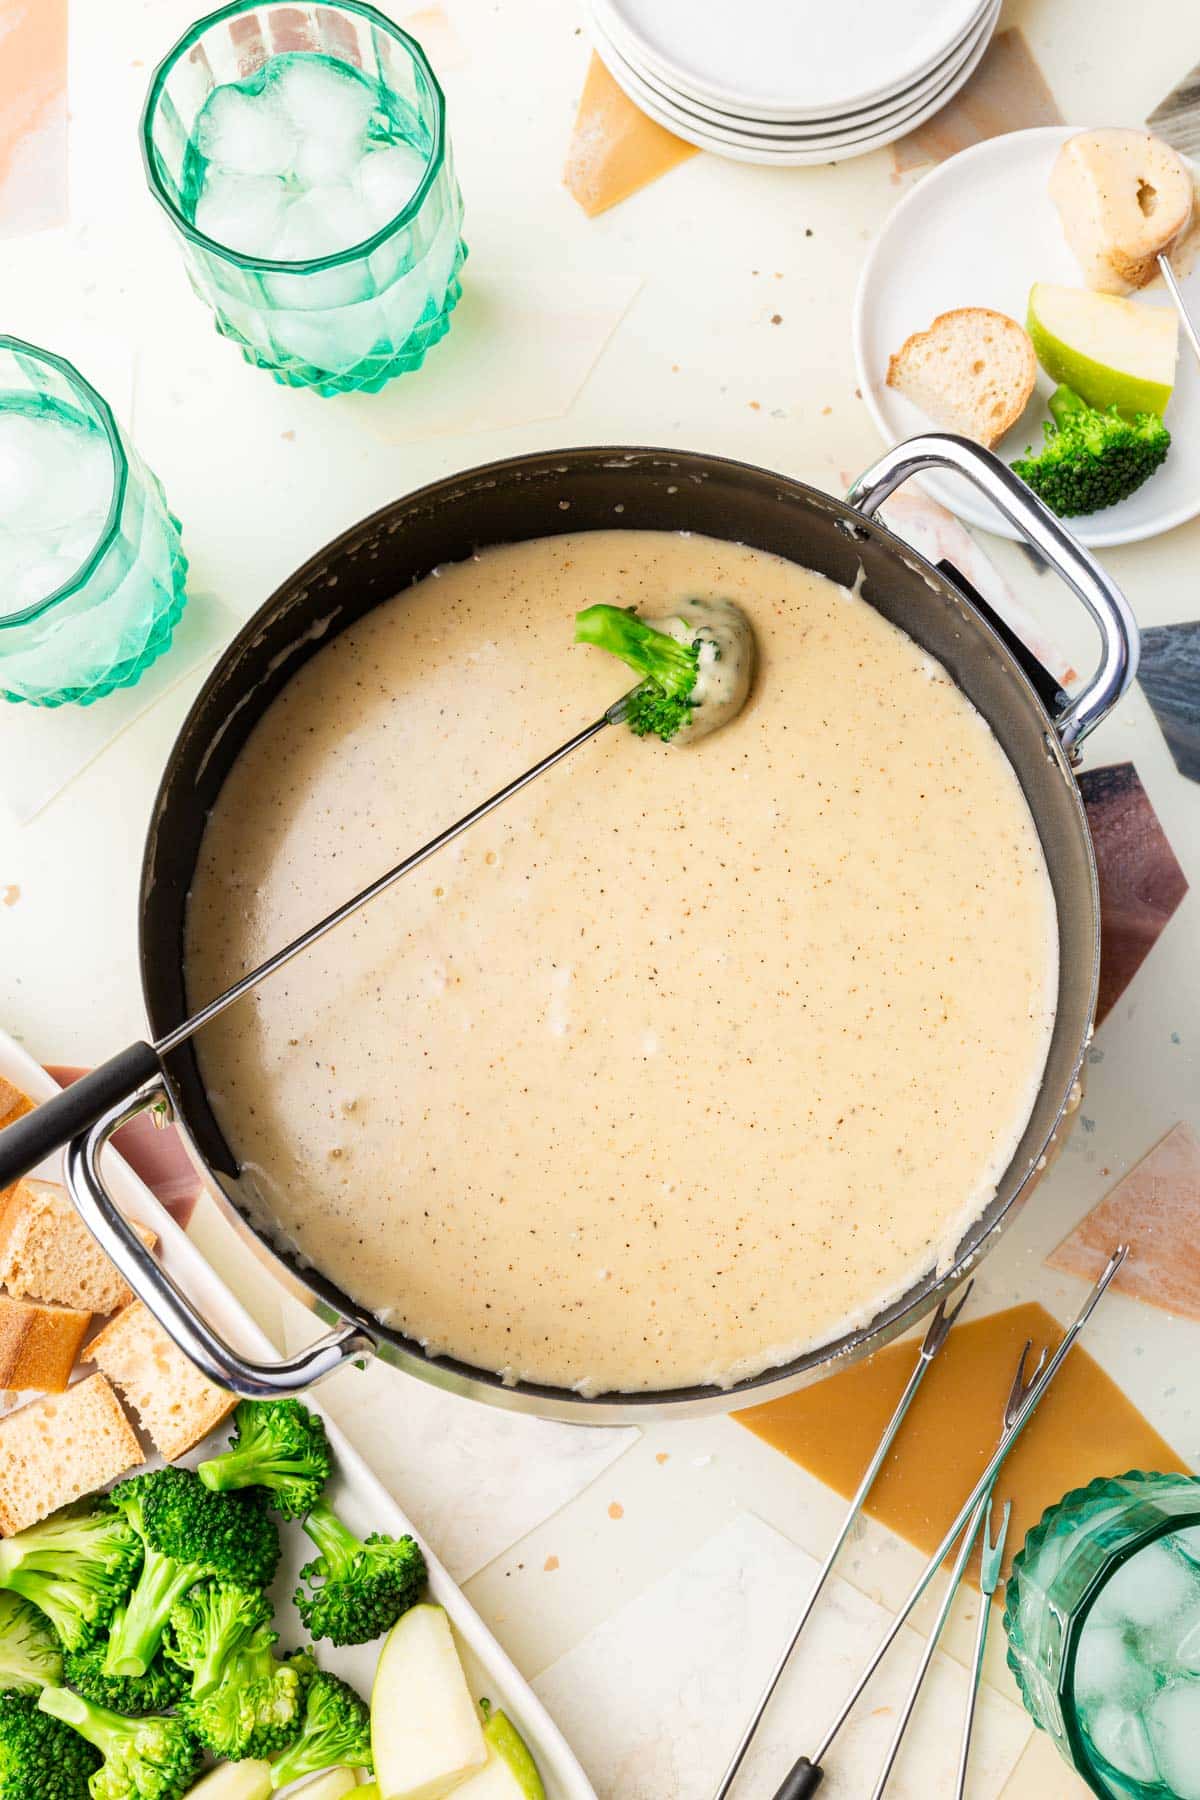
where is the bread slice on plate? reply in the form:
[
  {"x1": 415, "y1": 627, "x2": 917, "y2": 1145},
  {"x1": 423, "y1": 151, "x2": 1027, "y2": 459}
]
[
  {"x1": 886, "y1": 307, "x2": 1037, "y2": 448},
  {"x1": 0, "y1": 1372, "x2": 142, "y2": 1534},
  {"x1": 88, "y1": 1300, "x2": 235, "y2": 1463},
  {"x1": 0, "y1": 1177, "x2": 157, "y2": 1315},
  {"x1": 0, "y1": 1292, "x2": 91, "y2": 1393}
]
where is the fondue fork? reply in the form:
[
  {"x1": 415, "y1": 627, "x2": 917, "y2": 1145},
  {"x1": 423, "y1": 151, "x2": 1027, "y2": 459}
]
[
  {"x1": 865, "y1": 1486, "x2": 998, "y2": 1800},
  {"x1": 767, "y1": 1246, "x2": 1128, "y2": 1800},
  {"x1": 0, "y1": 691, "x2": 638, "y2": 1189},
  {"x1": 954, "y1": 1497, "x2": 1012, "y2": 1800},
  {"x1": 711, "y1": 1282, "x2": 975, "y2": 1800}
]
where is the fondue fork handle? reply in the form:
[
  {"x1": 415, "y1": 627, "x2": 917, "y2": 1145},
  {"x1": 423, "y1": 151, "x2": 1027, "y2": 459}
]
[
  {"x1": 0, "y1": 1041, "x2": 162, "y2": 1192},
  {"x1": 65, "y1": 1082, "x2": 376, "y2": 1396},
  {"x1": 846, "y1": 433, "x2": 1139, "y2": 751},
  {"x1": 711, "y1": 1282, "x2": 974, "y2": 1800}
]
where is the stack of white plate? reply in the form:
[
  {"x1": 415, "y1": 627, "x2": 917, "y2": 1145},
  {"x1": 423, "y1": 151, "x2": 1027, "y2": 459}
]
[{"x1": 588, "y1": 0, "x2": 1001, "y2": 166}]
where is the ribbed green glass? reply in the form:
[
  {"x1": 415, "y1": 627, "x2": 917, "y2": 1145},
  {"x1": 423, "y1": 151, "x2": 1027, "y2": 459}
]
[
  {"x1": 0, "y1": 336, "x2": 188, "y2": 708},
  {"x1": 140, "y1": 0, "x2": 466, "y2": 396},
  {"x1": 1005, "y1": 1471, "x2": 1200, "y2": 1799}
]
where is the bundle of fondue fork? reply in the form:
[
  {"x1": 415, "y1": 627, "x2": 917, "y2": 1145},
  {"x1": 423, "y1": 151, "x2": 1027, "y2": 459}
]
[{"x1": 713, "y1": 1245, "x2": 1128, "y2": 1800}]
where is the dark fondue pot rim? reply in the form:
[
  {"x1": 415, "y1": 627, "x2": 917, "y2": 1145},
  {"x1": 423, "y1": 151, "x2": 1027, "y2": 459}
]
[{"x1": 136, "y1": 443, "x2": 1106, "y2": 1422}]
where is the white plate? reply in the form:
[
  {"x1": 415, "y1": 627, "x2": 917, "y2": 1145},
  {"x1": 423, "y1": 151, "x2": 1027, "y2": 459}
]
[
  {"x1": 592, "y1": 4, "x2": 998, "y2": 167},
  {"x1": 0, "y1": 1029, "x2": 596, "y2": 1800},
  {"x1": 853, "y1": 125, "x2": 1200, "y2": 547},
  {"x1": 593, "y1": 0, "x2": 984, "y2": 119},
  {"x1": 593, "y1": 0, "x2": 992, "y2": 141}
]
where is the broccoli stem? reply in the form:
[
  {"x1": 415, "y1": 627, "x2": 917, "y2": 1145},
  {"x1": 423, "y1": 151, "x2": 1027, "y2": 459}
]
[
  {"x1": 37, "y1": 1684, "x2": 117, "y2": 1751},
  {"x1": 103, "y1": 1549, "x2": 196, "y2": 1679},
  {"x1": 574, "y1": 605, "x2": 699, "y2": 697},
  {"x1": 1048, "y1": 385, "x2": 1087, "y2": 428},
  {"x1": 301, "y1": 1501, "x2": 356, "y2": 1579}
]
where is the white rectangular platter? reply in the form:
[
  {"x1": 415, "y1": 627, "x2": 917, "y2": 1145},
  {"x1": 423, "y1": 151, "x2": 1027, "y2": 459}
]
[{"x1": 0, "y1": 1023, "x2": 597, "y2": 1800}]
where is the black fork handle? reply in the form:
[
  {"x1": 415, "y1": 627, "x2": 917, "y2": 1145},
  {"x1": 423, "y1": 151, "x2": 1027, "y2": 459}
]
[
  {"x1": 773, "y1": 1758, "x2": 824, "y2": 1799},
  {"x1": 0, "y1": 1042, "x2": 162, "y2": 1188}
]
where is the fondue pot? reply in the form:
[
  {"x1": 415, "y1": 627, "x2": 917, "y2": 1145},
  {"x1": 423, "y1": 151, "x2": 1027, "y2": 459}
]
[{"x1": 0, "y1": 437, "x2": 1137, "y2": 1424}]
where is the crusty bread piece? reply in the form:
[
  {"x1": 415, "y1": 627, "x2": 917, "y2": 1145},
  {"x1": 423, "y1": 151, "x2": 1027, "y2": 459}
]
[
  {"x1": 0, "y1": 1077, "x2": 30, "y2": 1129},
  {"x1": 0, "y1": 1373, "x2": 142, "y2": 1534},
  {"x1": 1050, "y1": 129, "x2": 1195, "y2": 294},
  {"x1": 0, "y1": 1292, "x2": 91, "y2": 1393},
  {"x1": 0, "y1": 1178, "x2": 157, "y2": 1314},
  {"x1": 886, "y1": 307, "x2": 1037, "y2": 449},
  {"x1": 0, "y1": 1081, "x2": 33, "y2": 1209},
  {"x1": 88, "y1": 1302, "x2": 235, "y2": 1463}
]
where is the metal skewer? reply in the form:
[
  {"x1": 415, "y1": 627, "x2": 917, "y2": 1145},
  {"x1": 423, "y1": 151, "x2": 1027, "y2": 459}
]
[
  {"x1": 157, "y1": 691, "x2": 632, "y2": 1056},
  {"x1": 1158, "y1": 253, "x2": 1200, "y2": 369},
  {"x1": 769, "y1": 1245, "x2": 1128, "y2": 1800},
  {"x1": 712, "y1": 1282, "x2": 974, "y2": 1800},
  {"x1": 0, "y1": 690, "x2": 636, "y2": 1189},
  {"x1": 867, "y1": 1487, "x2": 994, "y2": 1800},
  {"x1": 955, "y1": 1497, "x2": 1012, "y2": 1800}
]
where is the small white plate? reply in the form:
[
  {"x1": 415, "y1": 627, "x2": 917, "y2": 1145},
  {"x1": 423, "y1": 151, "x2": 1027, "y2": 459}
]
[
  {"x1": 0, "y1": 1029, "x2": 597, "y2": 1800},
  {"x1": 595, "y1": 0, "x2": 992, "y2": 142},
  {"x1": 854, "y1": 125, "x2": 1200, "y2": 547},
  {"x1": 594, "y1": 0, "x2": 984, "y2": 119},
  {"x1": 592, "y1": 3, "x2": 998, "y2": 167}
]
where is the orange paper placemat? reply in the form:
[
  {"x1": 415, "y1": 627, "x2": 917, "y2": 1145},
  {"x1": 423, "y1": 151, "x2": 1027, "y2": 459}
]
[{"x1": 737, "y1": 1301, "x2": 1188, "y2": 1583}]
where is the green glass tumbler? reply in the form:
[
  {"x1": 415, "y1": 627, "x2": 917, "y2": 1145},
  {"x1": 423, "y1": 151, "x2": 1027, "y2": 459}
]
[
  {"x1": 0, "y1": 336, "x2": 188, "y2": 708},
  {"x1": 140, "y1": 0, "x2": 466, "y2": 396},
  {"x1": 1005, "y1": 1471, "x2": 1200, "y2": 1800}
]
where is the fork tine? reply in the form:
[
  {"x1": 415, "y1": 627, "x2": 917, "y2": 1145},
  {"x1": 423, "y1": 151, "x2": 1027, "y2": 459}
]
[{"x1": 921, "y1": 1278, "x2": 975, "y2": 1359}]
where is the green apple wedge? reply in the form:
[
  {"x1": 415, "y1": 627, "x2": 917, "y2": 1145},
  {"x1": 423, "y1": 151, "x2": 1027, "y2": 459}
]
[
  {"x1": 181, "y1": 1764, "x2": 273, "y2": 1800},
  {"x1": 451, "y1": 1707, "x2": 547, "y2": 1800},
  {"x1": 371, "y1": 1603, "x2": 487, "y2": 1800},
  {"x1": 1027, "y1": 282, "x2": 1178, "y2": 416}
]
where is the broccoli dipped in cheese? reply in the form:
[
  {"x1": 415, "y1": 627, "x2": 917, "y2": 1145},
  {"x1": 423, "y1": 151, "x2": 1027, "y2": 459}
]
[{"x1": 575, "y1": 596, "x2": 755, "y2": 743}]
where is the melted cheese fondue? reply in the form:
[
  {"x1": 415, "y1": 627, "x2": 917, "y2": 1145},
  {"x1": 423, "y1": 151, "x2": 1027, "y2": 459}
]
[{"x1": 185, "y1": 531, "x2": 1058, "y2": 1394}]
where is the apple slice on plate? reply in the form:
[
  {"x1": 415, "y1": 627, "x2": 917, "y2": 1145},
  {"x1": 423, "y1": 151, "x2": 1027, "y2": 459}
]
[
  {"x1": 1028, "y1": 281, "x2": 1178, "y2": 415},
  {"x1": 455, "y1": 1708, "x2": 548, "y2": 1799},
  {"x1": 372, "y1": 1604, "x2": 487, "y2": 1799}
]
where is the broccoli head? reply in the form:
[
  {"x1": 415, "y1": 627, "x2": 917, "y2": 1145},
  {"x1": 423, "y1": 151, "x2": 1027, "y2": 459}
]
[
  {"x1": 574, "y1": 603, "x2": 700, "y2": 742},
  {"x1": 1012, "y1": 384, "x2": 1170, "y2": 516},
  {"x1": 37, "y1": 1686, "x2": 200, "y2": 1800},
  {"x1": 0, "y1": 1503, "x2": 140, "y2": 1654},
  {"x1": 0, "y1": 1589, "x2": 62, "y2": 1693},
  {"x1": 0, "y1": 1688, "x2": 100, "y2": 1800},
  {"x1": 197, "y1": 1399, "x2": 332, "y2": 1520},
  {"x1": 103, "y1": 1471, "x2": 280, "y2": 1679},
  {"x1": 60, "y1": 1644, "x2": 187, "y2": 1718},
  {"x1": 180, "y1": 1627, "x2": 306, "y2": 1762},
  {"x1": 294, "y1": 1500, "x2": 427, "y2": 1646},
  {"x1": 164, "y1": 1580, "x2": 274, "y2": 1701},
  {"x1": 267, "y1": 1670, "x2": 373, "y2": 1790}
]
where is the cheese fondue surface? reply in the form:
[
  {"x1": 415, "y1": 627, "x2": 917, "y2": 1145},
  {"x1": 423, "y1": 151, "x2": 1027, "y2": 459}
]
[{"x1": 185, "y1": 530, "x2": 1058, "y2": 1394}]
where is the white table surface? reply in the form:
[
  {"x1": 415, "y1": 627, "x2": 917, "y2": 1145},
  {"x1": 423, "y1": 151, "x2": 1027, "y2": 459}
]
[{"x1": 3, "y1": 2, "x2": 1199, "y2": 1795}]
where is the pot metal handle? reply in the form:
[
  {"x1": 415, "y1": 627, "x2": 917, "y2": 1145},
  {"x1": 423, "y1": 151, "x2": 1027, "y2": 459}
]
[
  {"x1": 64, "y1": 1082, "x2": 377, "y2": 1398},
  {"x1": 846, "y1": 433, "x2": 1139, "y2": 751}
]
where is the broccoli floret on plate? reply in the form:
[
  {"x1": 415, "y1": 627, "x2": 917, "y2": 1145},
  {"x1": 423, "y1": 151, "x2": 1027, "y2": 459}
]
[
  {"x1": 37, "y1": 1685, "x2": 200, "y2": 1800},
  {"x1": 0, "y1": 1589, "x2": 63, "y2": 1693},
  {"x1": 0, "y1": 1688, "x2": 101, "y2": 1800},
  {"x1": 197, "y1": 1399, "x2": 332, "y2": 1521},
  {"x1": 1013, "y1": 384, "x2": 1170, "y2": 515},
  {"x1": 266, "y1": 1670, "x2": 372, "y2": 1790},
  {"x1": 61, "y1": 1643, "x2": 187, "y2": 1718},
  {"x1": 102, "y1": 1471, "x2": 279, "y2": 1680},
  {"x1": 0, "y1": 1503, "x2": 140, "y2": 1655},
  {"x1": 294, "y1": 1500, "x2": 427, "y2": 1647}
]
